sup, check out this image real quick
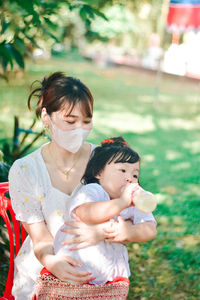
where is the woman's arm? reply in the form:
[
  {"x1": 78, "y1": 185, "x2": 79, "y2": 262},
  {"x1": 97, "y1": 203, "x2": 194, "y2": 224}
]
[
  {"x1": 61, "y1": 216, "x2": 156, "y2": 250},
  {"x1": 9, "y1": 160, "x2": 94, "y2": 282},
  {"x1": 22, "y1": 221, "x2": 95, "y2": 282}
]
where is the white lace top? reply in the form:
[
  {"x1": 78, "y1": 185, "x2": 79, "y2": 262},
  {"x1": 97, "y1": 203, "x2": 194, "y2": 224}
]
[{"x1": 8, "y1": 143, "x2": 96, "y2": 300}]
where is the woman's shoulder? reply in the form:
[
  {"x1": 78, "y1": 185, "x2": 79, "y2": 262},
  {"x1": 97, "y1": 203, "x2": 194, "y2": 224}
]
[
  {"x1": 83, "y1": 141, "x2": 96, "y2": 154},
  {"x1": 9, "y1": 145, "x2": 43, "y2": 177}
]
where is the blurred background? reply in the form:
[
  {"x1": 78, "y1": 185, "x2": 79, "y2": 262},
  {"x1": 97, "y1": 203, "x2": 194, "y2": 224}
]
[{"x1": 0, "y1": 1, "x2": 200, "y2": 299}]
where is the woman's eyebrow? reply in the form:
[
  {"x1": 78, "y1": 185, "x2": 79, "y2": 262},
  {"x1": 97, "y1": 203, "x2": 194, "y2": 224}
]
[
  {"x1": 64, "y1": 113, "x2": 92, "y2": 119},
  {"x1": 64, "y1": 114, "x2": 78, "y2": 118}
]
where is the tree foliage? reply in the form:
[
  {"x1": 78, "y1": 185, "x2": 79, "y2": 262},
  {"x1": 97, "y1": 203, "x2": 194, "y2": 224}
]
[
  {"x1": 90, "y1": 0, "x2": 166, "y2": 55},
  {"x1": 0, "y1": 0, "x2": 169, "y2": 78},
  {"x1": 0, "y1": 0, "x2": 109, "y2": 78}
]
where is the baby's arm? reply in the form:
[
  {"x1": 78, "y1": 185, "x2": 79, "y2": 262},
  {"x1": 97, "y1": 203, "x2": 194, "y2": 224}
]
[
  {"x1": 76, "y1": 198, "x2": 126, "y2": 224},
  {"x1": 75, "y1": 183, "x2": 135, "y2": 224}
]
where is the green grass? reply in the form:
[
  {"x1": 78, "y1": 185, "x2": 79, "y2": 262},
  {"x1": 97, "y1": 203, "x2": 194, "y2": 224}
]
[{"x1": 0, "y1": 54, "x2": 200, "y2": 299}]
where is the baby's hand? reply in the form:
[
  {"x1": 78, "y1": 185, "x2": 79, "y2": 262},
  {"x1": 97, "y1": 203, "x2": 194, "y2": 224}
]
[
  {"x1": 120, "y1": 182, "x2": 139, "y2": 207},
  {"x1": 104, "y1": 219, "x2": 119, "y2": 233}
]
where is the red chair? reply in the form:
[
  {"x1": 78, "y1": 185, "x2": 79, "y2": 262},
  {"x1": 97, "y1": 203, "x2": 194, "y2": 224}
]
[{"x1": 0, "y1": 182, "x2": 27, "y2": 300}]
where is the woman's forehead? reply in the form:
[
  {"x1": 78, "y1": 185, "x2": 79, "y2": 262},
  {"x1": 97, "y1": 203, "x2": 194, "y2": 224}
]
[
  {"x1": 62, "y1": 102, "x2": 82, "y2": 116},
  {"x1": 55, "y1": 102, "x2": 91, "y2": 118}
]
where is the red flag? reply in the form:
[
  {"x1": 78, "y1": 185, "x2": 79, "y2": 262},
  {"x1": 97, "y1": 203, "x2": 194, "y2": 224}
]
[{"x1": 167, "y1": 0, "x2": 200, "y2": 32}]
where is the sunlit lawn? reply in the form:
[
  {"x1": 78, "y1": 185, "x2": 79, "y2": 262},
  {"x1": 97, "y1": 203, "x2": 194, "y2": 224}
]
[{"x1": 0, "y1": 53, "x2": 200, "y2": 299}]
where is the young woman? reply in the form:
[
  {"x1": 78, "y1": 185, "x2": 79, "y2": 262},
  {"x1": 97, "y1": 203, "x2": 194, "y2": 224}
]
[
  {"x1": 9, "y1": 72, "x2": 96, "y2": 299},
  {"x1": 9, "y1": 73, "x2": 156, "y2": 299}
]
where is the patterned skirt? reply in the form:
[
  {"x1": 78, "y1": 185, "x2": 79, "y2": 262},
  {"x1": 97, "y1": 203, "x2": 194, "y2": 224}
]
[{"x1": 32, "y1": 270, "x2": 129, "y2": 300}]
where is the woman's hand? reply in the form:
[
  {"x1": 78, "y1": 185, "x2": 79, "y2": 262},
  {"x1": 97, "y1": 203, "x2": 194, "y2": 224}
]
[
  {"x1": 61, "y1": 214, "x2": 110, "y2": 250},
  {"x1": 45, "y1": 254, "x2": 95, "y2": 283},
  {"x1": 23, "y1": 220, "x2": 95, "y2": 283},
  {"x1": 61, "y1": 214, "x2": 156, "y2": 249}
]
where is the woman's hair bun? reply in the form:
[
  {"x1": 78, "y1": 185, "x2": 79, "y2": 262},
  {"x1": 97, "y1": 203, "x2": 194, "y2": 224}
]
[{"x1": 41, "y1": 76, "x2": 48, "y2": 92}]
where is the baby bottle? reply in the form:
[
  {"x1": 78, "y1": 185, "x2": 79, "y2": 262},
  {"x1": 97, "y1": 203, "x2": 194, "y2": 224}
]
[{"x1": 132, "y1": 185, "x2": 157, "y2": 213}]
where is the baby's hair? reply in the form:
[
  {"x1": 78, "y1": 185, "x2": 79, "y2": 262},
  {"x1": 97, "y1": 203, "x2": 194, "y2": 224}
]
[
  {"x1": 27, "y1": 72, "x2": 93, "y2": 118},
  {"x1": 82, "y1": 137, "x2": 140, "y2": 185}
]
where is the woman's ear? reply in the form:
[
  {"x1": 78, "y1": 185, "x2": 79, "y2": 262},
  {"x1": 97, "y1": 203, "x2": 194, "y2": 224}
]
[{"x1": 41, "y1": 107, "x2": 48, "y2": 126}]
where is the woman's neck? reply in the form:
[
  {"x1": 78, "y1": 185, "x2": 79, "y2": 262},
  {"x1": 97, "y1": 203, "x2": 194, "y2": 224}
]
[
  {"x1": 41, "y1": 141, "x2": 91, "y2": 194},
  {"x1": 47, "y1": 141, "x2": 82, "y2": 168}
]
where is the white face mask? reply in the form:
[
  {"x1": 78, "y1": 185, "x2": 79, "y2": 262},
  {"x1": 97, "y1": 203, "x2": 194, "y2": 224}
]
[{"x1": 49, "y1": 119, "x2": 91, "y2": 153}]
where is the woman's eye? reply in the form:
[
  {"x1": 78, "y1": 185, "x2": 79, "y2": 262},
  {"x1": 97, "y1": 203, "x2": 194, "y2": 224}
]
[
  {"x1": 84, "y1": 118, "x2": 92, "y2": 124},
  {"x1": 66, "y1": 121, "x2": 75, "y2": 124},
  {"x1": 133, "y1": 175, "x2": 138, "y2": 178},
  {"x1": 121, "y1": 169, "x2": 126, "y2": 173}
]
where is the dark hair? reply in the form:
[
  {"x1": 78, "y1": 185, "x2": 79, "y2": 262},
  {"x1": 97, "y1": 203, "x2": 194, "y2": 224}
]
[
  {"x1": 82, "y1": 137, "x2": 140, "y2": 184},
  {"x1": 27, "y1": 72, "x2": 93, "y2": 118}
]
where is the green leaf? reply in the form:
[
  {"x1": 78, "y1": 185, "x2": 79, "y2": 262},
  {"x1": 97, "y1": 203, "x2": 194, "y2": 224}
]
[
  {"x1": 91, "y1": 8, "x2": 108, "y2": 21},
  {"x1": 23, "y1": 33, "x2": 40, "y2": 49},
  {"x1": 15, "y1": 0, "x2": 41, "y2": 25},
  {"x1": 1, "y1": 56, "x2": 9, "y2": 70},
  {"x1": 41, "y1": 1, "x2": 63, "y2": 11},
  {"x1": 13, "y1": 38, "x2": 25, "y2": 55},
  {"x1": 43, "y1": 17, "x2": 58, "y2": 31},
  {"x1": 79, "y1": 7, "x2": 87, "y2": 21},
  {"x1": 0, "y1": 43, "x2": 14, "y2": 69},
  {"x1": 84, "y1": 5, "x2": 95, "y2": 20},
  {"x1": 32, "y1": 11, "x2": 41, "y2": 25},
  {"x1": 15, "y1": 0, "x2": 34, "y2": 14},
  {"x1": 85, "y1": 30, "x2": 108, "y2": 42},
  {"x1": 85, "y1": 18, "x2": 91, "y2": 27},
  {"x1": 42, "y1": 27, "x2": 59, "y2": 43},
  {"x1": 10, "y1": 45, "x2": 24, "y2": 69},
  {"x1": 1, "y1": 20, "x2": 11, "y2": 34}
]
